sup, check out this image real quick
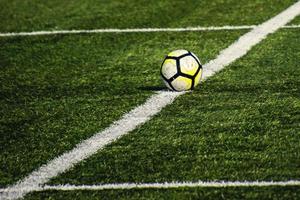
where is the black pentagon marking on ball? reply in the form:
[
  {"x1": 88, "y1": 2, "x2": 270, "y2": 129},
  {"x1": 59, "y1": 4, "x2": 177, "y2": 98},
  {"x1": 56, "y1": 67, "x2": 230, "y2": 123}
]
[
  {"x1": 176, "y1": 58, "x2": 181, "y2": 74},
  {"x1": 191, "y1": 78, "x2": 195, "y2": 90},
  {"x1": 178, "y1": 52, "x2": 191, "y2": 59},
  {"x1": 169, "y1": 73, "x2": 180, "y2": 81},
  {"x1": 180, "y1": 73, "x2": 194, "y2": 79},
  {"x1": 167, "y1": 80, "x2": 178, "y2": 91},
  {"x1": 165, "y1": 56, "x2": 178, "y2": 60}
]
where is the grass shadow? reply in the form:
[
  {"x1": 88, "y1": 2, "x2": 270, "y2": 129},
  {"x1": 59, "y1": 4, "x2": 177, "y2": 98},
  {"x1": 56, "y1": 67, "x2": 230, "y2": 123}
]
[{"x1": 138, "y1": 85, "x2": 167, "y2": 92}]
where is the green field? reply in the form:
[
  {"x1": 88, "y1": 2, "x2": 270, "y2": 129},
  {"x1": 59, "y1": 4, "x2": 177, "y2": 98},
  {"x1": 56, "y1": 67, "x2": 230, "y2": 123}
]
[
  {"x1": 0, "y1": 0, "x2": 295, "y2": 32},
  {"x1": 25, "y1": 187, "x2": 300, "y2": 200},
  {"x1": 1, "y1": 0, "x2": 300, "y2": 199}
]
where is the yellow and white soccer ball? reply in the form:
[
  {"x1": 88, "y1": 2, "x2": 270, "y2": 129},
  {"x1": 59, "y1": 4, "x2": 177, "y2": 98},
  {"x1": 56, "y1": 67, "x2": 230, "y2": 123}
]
[{"x1": 160, "y1": 50, "x2": 203, "y2": 91}]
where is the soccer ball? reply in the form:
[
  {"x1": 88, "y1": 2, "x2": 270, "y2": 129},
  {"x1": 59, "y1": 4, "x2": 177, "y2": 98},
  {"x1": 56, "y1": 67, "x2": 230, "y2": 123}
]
[{"x1": 160, "y1": 50, "x2": 203, "y2": 91}]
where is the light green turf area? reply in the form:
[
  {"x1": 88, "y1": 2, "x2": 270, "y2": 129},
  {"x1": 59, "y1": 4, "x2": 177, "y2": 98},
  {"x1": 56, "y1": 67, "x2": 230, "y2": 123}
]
[
  {"x1": 37, "y1": 29, "x2": 300, "y2": 198},
  {"x1": 0, "y1": 30, "x2": 246, "y2": 186},
  {"x1": 0, "y1": 0, "x2": 295, "y2": 32},
  {"x1": 26, "y1": 187, "x2": 300, "y2": 200}
]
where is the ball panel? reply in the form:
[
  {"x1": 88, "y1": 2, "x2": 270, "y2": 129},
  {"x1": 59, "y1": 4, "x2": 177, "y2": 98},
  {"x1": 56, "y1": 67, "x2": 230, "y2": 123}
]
[
  {"x1": 161, "y1": 59, "x2": 177, "y2": 79},
  {"x1": 168, "y1": 49, "x2": 188, "y2": 57},
  {"x1": 161, "y1": 50, "x2": 202, "y2": 91},
  {"x1": 194, "y1": 68, "x2": 203, "y2": 87},
  {"x1": 179, "y1": 55, "x2": 199, "y2": 76},
  {"x1": 171, "y1": 76, "x2": 192, "y2": 91}
]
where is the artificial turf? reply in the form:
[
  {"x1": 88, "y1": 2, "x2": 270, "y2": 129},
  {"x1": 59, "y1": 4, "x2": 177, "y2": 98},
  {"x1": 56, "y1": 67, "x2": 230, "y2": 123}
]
[
  {"x1": 0, "y1": 30, "x2": 247, "y2": 186},
  {"x1": 25, "y1": 187, "x2": 300, "y2": 200},
  {"x1": 1, "y1": 0, "x2": 299, "y2": 199},
  {"x1": 289, "y1": 15, "x2": 300, "y2": 24},
  {"x1": 39, "y1": 29, "x2": 300, "y2": 198},
  {"x1": 0, "y1": 0, "x2": 296, "y2": 32}
]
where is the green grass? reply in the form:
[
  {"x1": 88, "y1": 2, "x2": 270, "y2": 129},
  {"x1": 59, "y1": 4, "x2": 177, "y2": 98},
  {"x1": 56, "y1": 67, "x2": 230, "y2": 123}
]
[
  {"x1": 1, "y1": 0, "x2": 299, "y2": 199},
  {"x1": 39, "y1": 29, "x2": 300, "y2": 197},
  {"x1": 290, "y1": 15, "x2": 300, "y2": 24},
  {"x1": 25, "y1": 187, "x2": 300, "y2": 200},
  {"x1": 0, "y1": 0, "x2": 295, "y2": 32},
  {"x1": 0, "y1": 30, "x2": 246, "y2": 186}
]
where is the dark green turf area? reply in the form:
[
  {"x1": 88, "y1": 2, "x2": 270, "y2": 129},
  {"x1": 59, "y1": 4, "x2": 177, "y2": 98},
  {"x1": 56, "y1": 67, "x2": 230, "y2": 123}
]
[
  {"x1": 0, "y1": 30, "x2": 245, "y2": 186},
  {"x1": 0, "y1": 0, "x2": 296, "y2": 32},
  {"x1": 290, "y1": 15, "x2": 300, "y2": 24},
  {"x1": 45, "y1": 28, "x2": 300, "y2": 193},
  {"x1": 25, "y1": 187, "x2": 300, "y2": 200},
  {"x1": 1, "y1": 0, "x2": 299, "y2": 199}
]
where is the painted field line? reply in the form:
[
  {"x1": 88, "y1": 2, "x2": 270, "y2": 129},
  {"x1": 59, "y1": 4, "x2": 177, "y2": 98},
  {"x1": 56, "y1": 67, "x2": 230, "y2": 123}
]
[
  {"x1": 0, "y1": 24, "x2": 300, "y2": 37},
  {"x1": 1, "y1": 1, "x2": 300, "y2": 200},
  {"x1": 284, "y1": 24, "x2": 300, "y2": 28},
  {"x1": 35, "y1": 180, "x2": 300, "y2": 191},
  {"x1": 1, "y1": 180, "x2": 299, "y2": 193}
]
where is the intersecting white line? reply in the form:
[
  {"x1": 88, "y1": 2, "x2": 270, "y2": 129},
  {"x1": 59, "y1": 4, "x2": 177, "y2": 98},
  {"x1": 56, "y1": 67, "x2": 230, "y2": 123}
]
[
  {"x1": 0, "y1": 25, "x2": 299, "y2": 37},
  {"x1": 1, "y1": 1, "x2": 300, "y2": 200}
]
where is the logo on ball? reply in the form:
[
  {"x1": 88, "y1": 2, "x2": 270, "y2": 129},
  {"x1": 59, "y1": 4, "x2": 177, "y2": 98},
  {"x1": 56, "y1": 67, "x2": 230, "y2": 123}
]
[{"x1": 161, "y1": 50, "x2": 203, "y2": 91}]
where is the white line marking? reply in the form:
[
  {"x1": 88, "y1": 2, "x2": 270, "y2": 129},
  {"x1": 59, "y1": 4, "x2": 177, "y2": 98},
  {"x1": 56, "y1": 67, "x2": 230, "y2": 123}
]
[
  {"x1": 283, "y1": 24, "x2": 300, "y2": 28},
  {"x1": 0, "y1": 25, "x2": 255, "y2": 37},
  {"x1": 42, "y1": 180, "x2": 300, "y2": 190},
  {"x1": 1, "y1": 1, "x2": 300, "y2": 199},
  {"x1": 0, "y1": 25, "x2": 300, "y2": 37},
  {"x1": 0, "y1": 180, "x2": 299, "y2": 193}
]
